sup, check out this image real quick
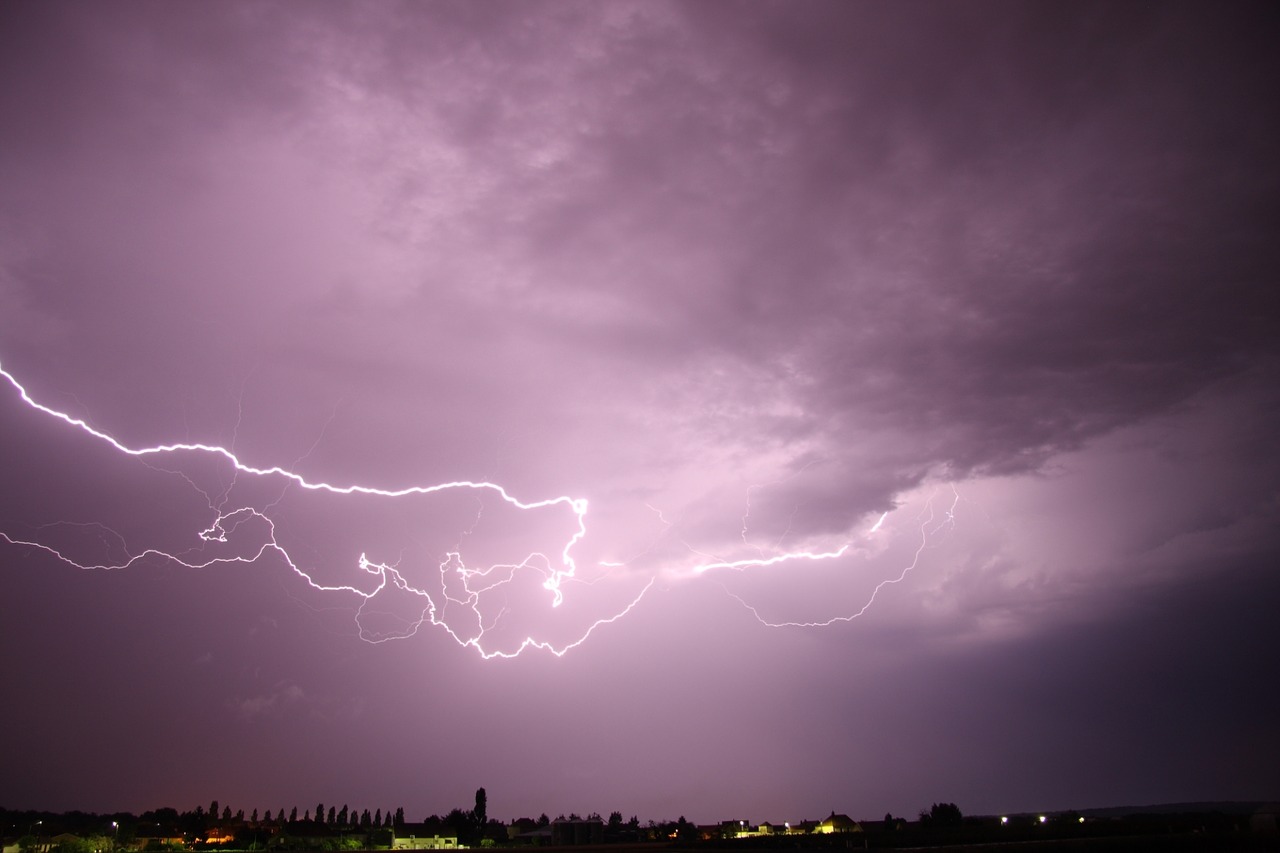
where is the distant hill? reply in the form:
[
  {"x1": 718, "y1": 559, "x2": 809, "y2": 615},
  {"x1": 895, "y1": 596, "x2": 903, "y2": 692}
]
[
  {"x1": 974, "y1": 801, "x2": 1276, "y2": 820},
  {"x1": 1074, "y1": 801, "x2": 1274, "y2": 818}
]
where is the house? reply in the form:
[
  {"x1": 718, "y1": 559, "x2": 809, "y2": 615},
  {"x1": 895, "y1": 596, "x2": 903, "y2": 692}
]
[
  {"x1": 391, "y1": 825, "x2": 459, "y2": 850},
  {"x1": 201, "y1": 828, "x2": 235, "y2": 845},
  {"x1": 816, "y1": 814, "x2": 861, "y2": 834},
  {"x1": 133, "y1": 824, "x2": 186, "y2": 850},
  {"x1": 391, "y1": 834, "x2": 458, "y2": 850}
]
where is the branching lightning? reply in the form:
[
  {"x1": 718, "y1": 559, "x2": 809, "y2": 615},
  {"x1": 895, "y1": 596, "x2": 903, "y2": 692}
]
[
  {"x1": 1, "y1": 361, "x2": 956, "y2": 657},
  {"x1": 0, "y1": 362, "x2": 642, "y2": 658},
  {"x1": 722, "y1": 486, "x2": 959, "y2": 627}
]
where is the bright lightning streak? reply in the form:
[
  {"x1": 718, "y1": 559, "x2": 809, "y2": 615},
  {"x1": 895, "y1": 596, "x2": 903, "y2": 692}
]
[
  {"x1": 0, "y1": 361, "x2": 642, "y2": 658},
  {"x1": 692, "y1": 544, "x2": 850, "y2": 574},
  {"x1": 1, "y1": 360, "x2": 959, "y2": 656},
  {"x1": 725, "y1": 485, "x2": 960, "y2": 628}
]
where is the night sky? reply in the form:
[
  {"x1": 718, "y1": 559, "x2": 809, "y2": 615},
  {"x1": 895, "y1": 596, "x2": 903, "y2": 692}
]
[{"x1": 2, "y1": 0, "x2": 1278, "y2": 825}]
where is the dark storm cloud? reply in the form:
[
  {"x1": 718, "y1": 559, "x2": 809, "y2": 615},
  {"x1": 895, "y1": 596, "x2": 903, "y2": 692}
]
[{"x1": 687, "y1": 2, "x2": 1280, "y2": 472}]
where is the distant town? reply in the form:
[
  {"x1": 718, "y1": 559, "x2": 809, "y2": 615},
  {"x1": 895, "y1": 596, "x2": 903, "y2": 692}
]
[{"x1": 3, "y1": 793, "x2": 1277, "y2": 853}]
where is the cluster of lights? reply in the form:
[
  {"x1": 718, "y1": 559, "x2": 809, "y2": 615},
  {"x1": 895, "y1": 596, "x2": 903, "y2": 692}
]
[{"x1": 1000, "y1": 815, "x2": 1085, "y2": 826}]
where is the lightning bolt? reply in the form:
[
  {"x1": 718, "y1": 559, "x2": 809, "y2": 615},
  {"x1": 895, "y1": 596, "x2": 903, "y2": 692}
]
[
  {"x1": 722, "y1": 485, "x2": 960, "y2": 627},
  {"x1": 1, "y1": 360, "x2": 957, "y2": 656},
  {"x1": 0, "y1": 361, "x2": 646, "y2": 658},
  {"x1": 693, "y1": 543, "x2": 851, "y2": 574}
]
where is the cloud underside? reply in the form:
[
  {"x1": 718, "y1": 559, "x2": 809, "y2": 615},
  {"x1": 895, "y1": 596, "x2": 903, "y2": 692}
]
[{"x1": 0, "y1": 1, "x2": 1277, "y2": 617}]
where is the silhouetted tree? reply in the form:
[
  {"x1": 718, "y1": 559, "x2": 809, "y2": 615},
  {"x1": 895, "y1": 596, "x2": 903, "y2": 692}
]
[
  {"x1": 316, "y1": 805, "x2": 325, "y2": 826},
  {"x1": 264, "y1": 810, "x2": 273, "y2": 823},
  {"x1": 327, "y1": 807, "x2": 336, "y2": 825},
  {"x1": 146, "y1": 807, "x2": 181, "y2": 829},
  {"x1": 290, "y1": 808, "x2": 298, "y2": 824},
  {"x1": 922, "y1": 803, "x2": 962, "y2": 828},
  {"x1": 537, "y1": 815, "x2": 549, "y2": 828},
  {"x1": 474, "y1": 789, "x2": 487, "y2": 835},
  {"x1": 251, "y1": 810, "x2": 258, "y2": 823},
  {"x1": 443, "y1": 809, "x2": 471, "y2": 837},
  {"x1": 209, "y1": 804, "x2": 219, "y2": 824},
  {"x1": 222, "y1": 807, "x2": 231, "y2": 822},
  {"x1": 394, "y1": 808, "x2": 405, "y2": 828}
]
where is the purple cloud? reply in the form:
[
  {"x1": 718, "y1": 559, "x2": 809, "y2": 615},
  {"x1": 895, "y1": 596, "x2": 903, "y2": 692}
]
[{"x1": 2, "y1": 0, "x2": 1277, "y2": 822}]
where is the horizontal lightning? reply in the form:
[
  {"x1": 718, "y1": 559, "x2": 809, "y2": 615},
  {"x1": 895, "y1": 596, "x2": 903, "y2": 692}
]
[
  {"x1": 692, "y1": 544, "x2": 850, "y2": 574},
  {"x1": 1, "y1": 360, "x2": 956, "y2": 656},
  {"x1": 725, "y1": 486, "x2": 959, "y2": 627},
  {"x1": 0, "y1": 361, "x2": 636, "y2": 658}
]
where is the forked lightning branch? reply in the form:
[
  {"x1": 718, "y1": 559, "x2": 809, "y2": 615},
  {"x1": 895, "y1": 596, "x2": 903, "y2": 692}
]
[{"x1": 0, "y1": 361, "x2": 955, "y2": 658}]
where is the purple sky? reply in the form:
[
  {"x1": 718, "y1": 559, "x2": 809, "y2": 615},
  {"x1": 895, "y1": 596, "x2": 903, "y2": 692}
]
[{"x1": 2, "y1": 0, "x2": 1278, "y2": 825}]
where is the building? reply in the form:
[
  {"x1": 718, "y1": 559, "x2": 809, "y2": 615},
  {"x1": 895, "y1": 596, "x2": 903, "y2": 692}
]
[
  {"x1": 816, "y1": 814, "x2": 861, "y2": 834},
  {"x1": 391, "y1": 825, "x2": 459, "y2": 850},
  {"x1": 550, "y1": 819, "x2": 602, "y2": 846}
]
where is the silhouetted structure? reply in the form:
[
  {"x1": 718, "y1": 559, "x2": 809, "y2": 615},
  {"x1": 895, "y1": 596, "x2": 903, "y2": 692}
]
[
  {"x1": 550, "y1": 818, "x2": 603, "y2": 845},
  {"x1": 390, "y1": 824, "x2": 459, "y2": 850}
]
